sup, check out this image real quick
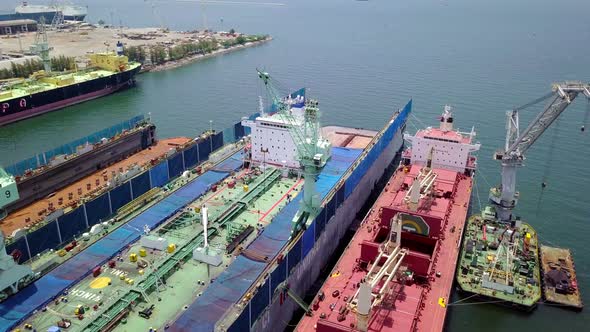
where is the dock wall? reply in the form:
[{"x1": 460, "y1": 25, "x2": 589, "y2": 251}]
[
  {"x1": 6, "y1": 120, "x2": 247, "y2": 263},
  {"x1": 5, "y1": 117, "x2": 156, "y2": 213}
]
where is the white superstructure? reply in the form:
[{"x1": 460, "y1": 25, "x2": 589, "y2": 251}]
[
  {"x1": 404, "y1": 106, "x2": 480, "y2": 173},
  {"x1": 16, "y1": 1, "x2": 87, "y2": 21},
  {"x1": 241, "y1": 101, "x2": 305, "y2": 169}
]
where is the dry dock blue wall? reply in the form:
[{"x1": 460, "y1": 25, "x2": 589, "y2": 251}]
[
  {"x1": 5, "y1": 119, "x2": 248, "y2": 267},
  {"x1": 183, "y1": 145, "x2": 199, "y2": 168},
  {"x1": 131, "y1": 171, "x2": 151, "y2": 198}
]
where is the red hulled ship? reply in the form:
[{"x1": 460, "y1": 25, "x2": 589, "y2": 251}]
[{"x1": 296, "y1": 106, "x2": 480, "y2": 332}]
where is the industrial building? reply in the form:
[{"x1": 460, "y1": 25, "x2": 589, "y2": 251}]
[{"x1": 0, "y1": 19, "x2": 37, "y2": 35}]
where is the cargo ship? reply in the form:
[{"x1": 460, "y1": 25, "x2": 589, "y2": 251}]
[
  {"x1": 0, "y1": 1, "x2": 86, "y2": 23},
  {"x1": 0, "y1": 73, "x2": 410, "y2": 332},
  {"x1": 296, "y1": 106, "x2": 481, "y2": 332},
  {"x1": 0, "y1": 44, "x2": 141, "y2": 127},
  {"x1": 456, "y1": 82, "x2": 589, "y2": 310},
  {"x1": 16, "y1": 1, "x2": 87, "y2": 22}
]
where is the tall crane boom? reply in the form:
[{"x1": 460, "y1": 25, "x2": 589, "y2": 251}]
[
  {"x1": 490, "y1": 81, "x2": 590, "y2": 221},
  {"x1": 257, "y1": 70, "x2": 332, "y2": 236},
  {"x1": 30, "y1": 16, "x2": 51, "y2": 73}
]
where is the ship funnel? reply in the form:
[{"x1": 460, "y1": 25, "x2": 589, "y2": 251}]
[
  {"x1": 116, "y1": 41, "x2": 124, "y2": 56},
  {"x1": 440, "y1": 105, "x2": 453, "y2": 132}
]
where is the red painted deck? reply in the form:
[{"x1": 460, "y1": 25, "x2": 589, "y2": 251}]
[{"x1": 296, "y1": 163, "x2": 473, "y2": 332}]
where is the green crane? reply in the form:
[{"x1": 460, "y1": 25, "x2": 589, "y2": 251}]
[
  {"x1": 257, "y1": 70, "x2": 331, "y2": 237},
  {"x1": 30, "y1": 16, "x2": 51, "y2": 73}
]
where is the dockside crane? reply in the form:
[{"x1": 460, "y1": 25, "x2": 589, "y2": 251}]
[
  {"x1": 257, "y1": 70, "x2": 331, "y2": 236},
  {"x1": 490, "y1": 81, "x2": 590, "y2": 222},
  {"x1": 30, "y1": 16, "x2": 51, "y2": 73}
]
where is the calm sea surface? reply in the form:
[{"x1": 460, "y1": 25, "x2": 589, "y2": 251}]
[{"x1": 1, "y1": 0, "x2": 589, "y2": 330}]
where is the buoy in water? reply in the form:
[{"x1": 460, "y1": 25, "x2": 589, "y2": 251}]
[
  {"x1": 541, "y1": 182, "x2": 547, "y2": 188},
  {"x1": 581, "y1": 125, "x2": 585, "y2": 132}
]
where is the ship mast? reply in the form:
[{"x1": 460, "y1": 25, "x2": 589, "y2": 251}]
[
  {"x1": 31, "y1": 16, "x2": 51, "y2": 73},
  {"x1": 349, "y1": 214, "x2": 408, "y2": 332}
]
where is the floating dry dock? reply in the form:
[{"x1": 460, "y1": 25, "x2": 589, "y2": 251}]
[{"x1": 540, "y1": 246, "x2": 583, "y2": 310}]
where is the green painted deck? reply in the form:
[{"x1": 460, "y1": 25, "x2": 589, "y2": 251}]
[
  {"x1": 0, "y1": 63, "x2": 141, "y2": 102},
  {"x1": 456, "y1": 212, "x2": 542, "y2": 308},
  {"x1": 17, "y1": 165, "x2": 302, "y2": 332}
]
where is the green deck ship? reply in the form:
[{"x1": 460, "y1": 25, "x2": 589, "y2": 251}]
[
  {"x1": 0, "y1": 45, "x2": 141, "y2": 126},
  {"x1": 15, "y1": 164, "x2": 301, "y2": 332}
]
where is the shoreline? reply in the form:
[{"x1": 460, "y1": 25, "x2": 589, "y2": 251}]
[{"x1": 140, "y1": 37, "x2": 273, "y2": 73}]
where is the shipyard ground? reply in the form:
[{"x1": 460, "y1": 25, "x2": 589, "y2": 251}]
[
  {"x1": 0, "y1": 27, "x2": 269, "y2": 71},
  {"x1": 540, "y1": 246, "x2": 583, "y2": 310}
]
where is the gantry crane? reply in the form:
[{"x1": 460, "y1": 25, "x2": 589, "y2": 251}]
[
  {"x1": 490, "y1": 81, "x2": 590, "y2": 221},
  {"x1": 257, "y1": 70, "x2": 332, "y2": 236}
]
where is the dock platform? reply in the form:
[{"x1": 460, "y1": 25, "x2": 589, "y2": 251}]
[{"x1": 540, "y1": 246, "x2": 583, "y2": 310}]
